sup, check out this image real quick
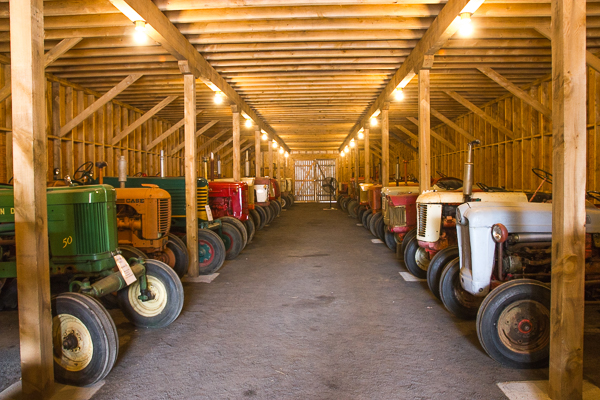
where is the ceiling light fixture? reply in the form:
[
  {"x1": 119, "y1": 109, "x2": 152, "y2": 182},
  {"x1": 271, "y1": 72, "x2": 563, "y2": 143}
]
[
  {"x1": 370, "y1": 117, "x2": 378, "y2": 127},
  {"x1": 350, "y1": 139, "x2": 356, "y2": 148},
  {"x1": 245, "y1": 119, "x2": 253, "y2": 128},
  {"x1": 214, "y1": 91, "x2": 224, "y2": 105},
  {"x1": 284, "y1": 151, "x2": 289, "y2": 158},
  {"x1": 272, "y1": 141, "x2": 278, "y2": 149},
  {"x1": 459, "y1": 12, "x2": 474, "y2": 37},
  {"x1": 393, "y1": 87, "x2": 405, "y2": 101},
  {"x1": 133, "y1": 21, "x2": 147, "y2": 44},
  {"x1": 279, "y1": 147, "x2": 284, "y2": 155},
  {"x1": 357, "y1": 128, "x2": 364, "y2": 139}
]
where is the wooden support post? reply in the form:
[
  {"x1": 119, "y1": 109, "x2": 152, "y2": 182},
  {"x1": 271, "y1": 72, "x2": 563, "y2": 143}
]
[
  {"x1": 549, "y1": 0, "x2": 587, "y2": 397},
  {"x1": 268, "y1": 140, "x2": 274, "y2": 177},
  {"x1": 382, "y1": 102, "x2": 390, "y2": 186},
  {"x1": 277, "y1": 150, "x2": 282, "y2": 179},
  {"x1": 10, "y1": 0, "x2": 54, "y2": 397},
  {"x1": 364, "y1": 128, "x2": 370, "y2": 183},
  {"x1": 232, "y1": 105, "x2": 241, "y2": 181},
  {"x1": 183, "y1": 73, "x2": 198, "y2": 276},
  {"x1": 354, "y1": 143, "x2": 359, "y2": 180},
  {"x1": 419, "y1": 69, "x2": 431, "y2": 192},
  {"x1": 255, "y1": 127, "x2": 261, "y2": 177}
]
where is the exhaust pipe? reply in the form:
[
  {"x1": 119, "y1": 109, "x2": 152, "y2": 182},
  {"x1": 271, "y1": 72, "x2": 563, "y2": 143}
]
[
  {"x1": 160, "y1": 150, "x2": 165, "y2": 177},
  {"x1": 217, "y1": 155, "x2": 221, "y2": 177},
  {"x1": 245, "y1": 150, "x2": 250, "y2": 177},
  {"x1": 462, "y1": 140, "x2": 480, "y2": 202},
  {"x1": 202, "y1": 157, "x2": 209, "y2": 180},
  {"x1": 395, "y1": 157, "x2": 399, "y2": 182},
  {"x1": 210, "y1": 152, "x2": 215, "y2": 181},
  {"x1": 118, "y1": 156, "x2": 127, "y2": 188}
]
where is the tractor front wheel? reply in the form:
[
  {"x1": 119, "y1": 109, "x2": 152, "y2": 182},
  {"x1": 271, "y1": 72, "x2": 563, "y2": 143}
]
[
  {"x1": 477, "y1": 280, "x2": 551, "y2": 369},
  {"x1": 117, "y1": 259, "x2": 184, "y2": 328},
  {"x1": 403, "y1": 237, "x2": 430, "y2": 279},
  {"x1": 244, "y1": 217, "x2": 256, "y2": 243},
  {"x1": 362, "y1": 209, "x2": 373, "y2": 229},
  {"x1": 439, "y1": 258, "x2": 482, "y2": 320},
  {"x1": 347, "y1": 200, "x2": 358, "y2": 218},
  {"x1": 369, "y1": 211, "x2": 382, "y2": 237},
  {"x1": 191, "y1": 229, "x2": 226, "y2": 274},
  {"x1": 219, "y1": 216, "x2": 248, "y2": 249},
  {"x1": 254, "y1": 206, "x2": 267, "y2": 230},
  {"x1": 384, "y1": 229, "x2": 396, "y2": 251},
  {"x1": 165, "y1": 234, "x2": 189, "y2": 278},
  {"x1": 52, "y1": 292, "x2": 118, "y2": 386},
  {"x1": 427, "y1": 246, "x2": 459, "y2": 299},
  {"x1": 249, "y1": 208, "x2": 262, "y2": 231}
]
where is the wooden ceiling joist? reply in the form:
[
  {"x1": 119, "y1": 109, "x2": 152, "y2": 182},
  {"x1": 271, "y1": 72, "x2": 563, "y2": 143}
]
[
  {"x1": 170, "y1": 119, "x2": 220, "y2": 154},
  {"x1": 111, "y1": 95, "x2": 178, "y2": 144},
  {"x1": 145, "y1": 109, "x2": 203, "y2": 151}
]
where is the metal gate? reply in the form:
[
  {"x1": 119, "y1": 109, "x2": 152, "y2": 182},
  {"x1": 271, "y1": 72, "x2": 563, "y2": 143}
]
[{"x1": 294, "y1": 159, "x2": 337, "y2": 202}]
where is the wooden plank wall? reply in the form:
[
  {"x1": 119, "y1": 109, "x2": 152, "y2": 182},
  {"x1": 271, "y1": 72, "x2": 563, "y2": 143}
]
[
  {"x1": 0, "y1": 64, "x2": 230, "y2": 182},
  {"x1": 396, "y1": 71, "x2": 593, "y2": 195}
]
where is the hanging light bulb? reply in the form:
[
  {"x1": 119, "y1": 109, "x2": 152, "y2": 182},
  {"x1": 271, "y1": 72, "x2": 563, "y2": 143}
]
[
  {"x1": 370, "y1": 117, "x2": 378, "y2": 127},
  {"x1": 261, "y1": 133, "x2": 268, "y2": 141},
  {"x1": 133, "y1": 21, "x2": 147, "y2": 44},
  {"x1": 340, "y1": 151, "x2": 345, "y2": 157},
  {"x1": 393, "y1": 87, "x2": 405, "y2": 101},
  {"x1": 214, "y1": 91, "x2": 224, "y2": 104},
  {"x1": 349, "y1": 139, "x2": 356, "y2": 148},
  {"x1": 344, "y1": 146, "x2": 350, "y2": 153},
  {"x1": 244, "y1": 119, "x2": 253, "y2": 128},
  {"x1": 358, "y1": 128, "x2": 364, "y2": 140},
  {"x1": 279, "y1": 147, "x2": 284, "y2": 155},
  {"x1": 284, "y1": 151, "x2": 289, "y2": 158},
  {"x1": 459, "y1": 13, "x2": 473, "y2": 37},
  {"x1": 272, "y1": 141, "x2": 278, "y2": 149}
]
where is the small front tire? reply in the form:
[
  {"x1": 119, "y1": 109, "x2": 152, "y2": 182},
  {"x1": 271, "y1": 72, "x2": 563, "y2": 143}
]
[{"x1": 439, "y1": 258, "x2": 482, "y2": 320}]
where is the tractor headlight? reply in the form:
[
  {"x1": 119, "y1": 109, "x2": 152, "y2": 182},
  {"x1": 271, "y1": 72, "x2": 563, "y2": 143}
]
[{"x1": 491, "y1": 223, "x2": 508, "y2": 243}]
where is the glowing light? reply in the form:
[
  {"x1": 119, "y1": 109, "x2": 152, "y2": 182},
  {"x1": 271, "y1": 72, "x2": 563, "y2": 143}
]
[
  {"x1": 393, "y1": 88, "x2": 404, "y2": 101},
  {"x1": 340, "y1": 151, "x2": 345, "y2": 157},
  {"x1": 133, "y1": 21, "x2": 147, "y2": 44},
  {"x1": 284, "y1": 151, "x2": 289, "y2": 158},
  {"x1": 370, "y1": 117, "x2": 378, "y2": 127},
  {"x1": 459, "y1": 13, "x2": 473, "y2": 37},
  {"x1": 214, "y1": 91, "x2": 224, "y2": 104},
  {"x1": 279, "y1": 147, "x2": 284, "y2": 155},
  {"x1": 272, "y1": 141, "x2": 278, "y2": 149},
  {"x1": 245, "y1": 119, "x2": 253, "y2": 128},
  {"x1": 371, "y1": 109, "x2": 381, "y2": 118},
  {"x1": 344, "y1": 146, "x2": 350, "y2": 153},
  {"x1": 350, "y1": 139, "x2": 356, "y2": 148},
  {"x1": 358, "y1": 128, "x2": 364, "y2": 139},
  {"x1": 261, "y1": 133, "x2": 268, "y2": 141}
]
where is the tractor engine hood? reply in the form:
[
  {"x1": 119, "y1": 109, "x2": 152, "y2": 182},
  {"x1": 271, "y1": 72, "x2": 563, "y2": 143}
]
[
  {"x1": 416, "y1": 190, "x2": 528, "y2": 205},
  {"x1": 382, "y1": 186, "x2": 419, "y2": 196}
]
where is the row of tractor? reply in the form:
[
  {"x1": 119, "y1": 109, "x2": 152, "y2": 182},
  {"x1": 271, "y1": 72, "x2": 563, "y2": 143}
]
[
  {"x1": 0, "y1": 160, "x2": 294, "y2": 387},
  {"x1": 338, "y1": 140, "x2": 600, "y2": 370}
]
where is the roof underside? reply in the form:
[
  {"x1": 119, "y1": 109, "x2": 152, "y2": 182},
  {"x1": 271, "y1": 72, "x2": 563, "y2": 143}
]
[{"x1": 6, "y1": 0, "x2": 599, "y2": 151}]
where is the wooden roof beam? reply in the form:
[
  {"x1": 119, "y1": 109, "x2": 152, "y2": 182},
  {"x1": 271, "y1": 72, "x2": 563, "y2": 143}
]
[
  {"x1": 170, "y1": 119, "x2": 220, "y2": 154},
  {"x1": 430, "y1": 107, "x2": 477, "y2": 141},
  {"x1": 340, "y1": 0, "x2": 485, "y2": 150},
  {"x1": 406, "y1": 116, "x2": 457, "y2": 151},
  {"x1": 535, "y1": 26, "x2": 600, "y2": 74},
  {"x1": 477, "y1": 67, "x2": 552, "y2": 118},
  {"x1": 108, "y1": 0, "x2": 289, "y2": 152},
  {"x1": 61, "y1": 73, "x2": 143, "y2": 137},
  {"x1": 213, "y1": 137, "x2": 234, "y2": 154},
  {"x1": 111, "y1": 95, "x2": 177, "y2": 144},
  {"x1": 390, "y1": 130, "x2": 418, "y2": 153},
  {"x1": 394, "y1": 124, "x2": 419, "y2": 142},
  {"x1": 443, "y1": 90, "x2": 515, "y2": 139},
  {"x1": 197, "y1": 128, "x2": 230, "y2": 153},
  {"x1": 145, "y1": 109, "x2": 203, "y2": 151},
  {"x1": 44, "y1": 38, "x2": 83, "y2": 67}
]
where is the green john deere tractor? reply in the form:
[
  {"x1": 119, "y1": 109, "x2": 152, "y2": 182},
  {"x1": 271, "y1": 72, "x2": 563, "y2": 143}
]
[
  {"x1": 0, "y1": 184, "x2": 184, "y2": 386},
  {"x1": 103, "y1": 176, "x2": 230, "y2": 275}
]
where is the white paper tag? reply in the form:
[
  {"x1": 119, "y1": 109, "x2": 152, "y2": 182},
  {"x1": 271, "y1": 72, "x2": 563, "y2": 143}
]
[
  {"x1": 114, "y1": 254, "x2": 137, "y2": 285},
  {"x1": 205, "y1": 205, "x2": 213, "y2": 221}
]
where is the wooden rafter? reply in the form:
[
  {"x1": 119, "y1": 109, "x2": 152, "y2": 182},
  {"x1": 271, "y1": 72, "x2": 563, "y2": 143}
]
[
  {"x1": 170, "y1": 119, "x2": 219, "y2": 154},
  {"x1": 145, "y1": 109, "x2": 203, "y2": 151},
  {"x1": 111, "y1": 95, "x2": 178, "y2": 144},
  {"x1": 197, "y1": 128, "x2": 230, "y2": 153},
  {"x1": 430, "y1": 107, "x2": 477, "y2": 141},
  {"x1": 407, "y1": 116, "x2": 456, "y2": 151}
]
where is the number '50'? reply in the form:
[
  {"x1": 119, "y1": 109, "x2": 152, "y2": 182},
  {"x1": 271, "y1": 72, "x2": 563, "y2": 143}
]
[{"x1": 62, "y1": 236, "x2": 73, "y2": 248}]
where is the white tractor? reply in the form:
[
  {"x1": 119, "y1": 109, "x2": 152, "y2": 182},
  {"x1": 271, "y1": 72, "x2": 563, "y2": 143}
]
[
  {"x1": 442, "y1": 199, "x2": 600, "y2": 369},
  {"x1": 403, "y1": 141, "x2": 529, "y2": 281}
]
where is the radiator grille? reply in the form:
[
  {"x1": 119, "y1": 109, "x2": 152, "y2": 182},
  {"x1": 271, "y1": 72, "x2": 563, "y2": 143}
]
[
  {"x1": 389, "y1": 205, "x2": 407, "y2": 227},
  {"x1": 458, "y1": 223, "x2": 472, "y2": 274},
  {"x1": 158, "y1": 198, "x2": 171, "y2": 234},
  {"x1": 197, "y1": 184, "x2": 209, "y2": 220},
  {"x1": 74, "y1": 203, "x2": 111, "y2": 255},
  {"x1": 417, "y1": 204, "x2": 428, "y2": 237}
]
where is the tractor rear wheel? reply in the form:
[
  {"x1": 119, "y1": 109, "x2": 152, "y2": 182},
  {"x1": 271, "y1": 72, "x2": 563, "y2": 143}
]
[
  {"x1": 272, "y1": 199, "x2": 282, "y2": 217},
  {"x1": 376, "y1": 216, "x2": 385, "y2": 241},
  {"x1": 439, "y1": 258, "x2": 482, "y2": 320},
  {"x1": 218, "y1": 216, "x2": 248, "y2": 249},
  {"x1": 403, "y1": 237, "x2": 430, "y2": 279},
  {"x1": 427, "y1": 246, "x2": 459, "y2": 300},
  {"x1": 119, "y1": 245, "x2": 147, "y2": 262},
  {"x1": 0, "y1": 278, "x2": 17, "y2": 310},
  {"x1": 220, "y1": 222, "x2": 244, "y2": 260},
  {"x1": 280, "y1": 196, "x2": 288, "y2": 209},
  {"x1": 52, "y1": 292, "x2": 118, "y2": 386},
  {"x1": 165, "y1": 234, "x2": 189, "y2": 278},
  {"x1": 244, "y1": 217, "x2": 256, "y2": 243},
  {"x1": 357, "y1": 205, "x2": 367, "y2": 222},
  {"x1": 263, "y1": 204, "x2": 273, "y2": 226},
  {"x1": 287, "y1": 194, "x2": 294, "y2": 206},
  {"x1": 340, "y1": 197, "x2": 350, "y2": 212},
  {"x1": 254, "y1": 206, "x2": 267, "y2": 230},
  {"x1": 191, "y1": 229, "x2": 226, "y2": 274},
  {"x1": 249, "y1": 208, "x2": 262, "y2": 231},
  {"x1": 117, "y1": 259, "x2": 184, "y2": 328},
  {"x1": 364, "y1": 210, "x2": 375, "y2": 230},
  {"x1": 476, "y1": 280, "x2": 551, "y2": 369},
  {"x1": 269, "y1": 202, "x2": 279, "y2": 220}
]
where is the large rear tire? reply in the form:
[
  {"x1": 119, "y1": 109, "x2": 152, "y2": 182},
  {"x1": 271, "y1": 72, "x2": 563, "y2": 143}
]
[
  {"x1": 220, "y1": 222, "x2": 244, "y2": 260},
  {"x1": 477, "y1": 280, "x2": 550, "y2": 369},
  {"x1": 376, "y1": 216, "x2": 386, "y2": 241},
  {"x1": 357, "y1": 205, "x2": 367, "y2": 222},
  {"x1": 347, "y1": 200, "x2": 358, "y2": 218},
  {"x1": 254, "y1": 206, "x2": 267, "y2": 230},
  {"x1": 244, "y1": 217, "x2": 256, "y2": 243},
  {"x1": 249, "y1": 208, "x2": 261, "y2": 231},
  {"x1": 263, "y1": 204, "x2": 273, "y2": 225},
  {"x1": 369, "y1": 211, "x2": 382, "y2": 237},
  {"x1": 117, "y1": 259, "x2": 184, "y2": 328},
  {"x1": 427, "y1": 246, "x2": 459, "y2": 299},
  {"x1": 439, "y1": 258, "x2": 482, "y2": 320},
  {"x1": 52, "y1": 293, "x2": 118, "y2": 386},
  {"x1": 362, "y1": 209, "x2": 373, "y2": 229}
]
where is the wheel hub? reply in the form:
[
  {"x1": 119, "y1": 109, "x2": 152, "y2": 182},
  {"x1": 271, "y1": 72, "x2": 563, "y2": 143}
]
[
  {"x1": 518, "y1": 319, "x2": 532, "y2": 334},
  {"x1": 499, "y1": 300, "x2": 549, "y2": 352},
  {"x1": 415, "y1": 247, "x2": 431, "y2": 271},
  {"x1": 62, "y1": 331, "x2": 79, "y2": 351}
]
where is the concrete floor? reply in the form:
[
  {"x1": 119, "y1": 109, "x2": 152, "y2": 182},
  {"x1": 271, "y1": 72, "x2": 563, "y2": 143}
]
[{"x1": 2, "y1": 202, "x2": 600, "y2": 399}]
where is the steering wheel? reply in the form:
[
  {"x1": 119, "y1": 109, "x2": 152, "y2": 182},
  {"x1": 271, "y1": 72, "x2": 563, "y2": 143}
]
[
  {"x1": 532, "y1": 168, "x2": 553, "y2": 184},
  {"x1": 133, "y1": 172, "x2": 145, "y2": 177},
  {"x1": 588, "y1": 191, "x2": 600, "y2": 202},
  {"x1": 436, "y1": 171, "x2": 447, "y2": 178},
  {"x1": 435, "y1": 177, "x2": 463, "y2": 190},
  {"x1": 73, "y1": 161, "x2": 94, "y2": 183},
  {"x1": 476, "y1": 182, "x2": 489, "y2": 192}
]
